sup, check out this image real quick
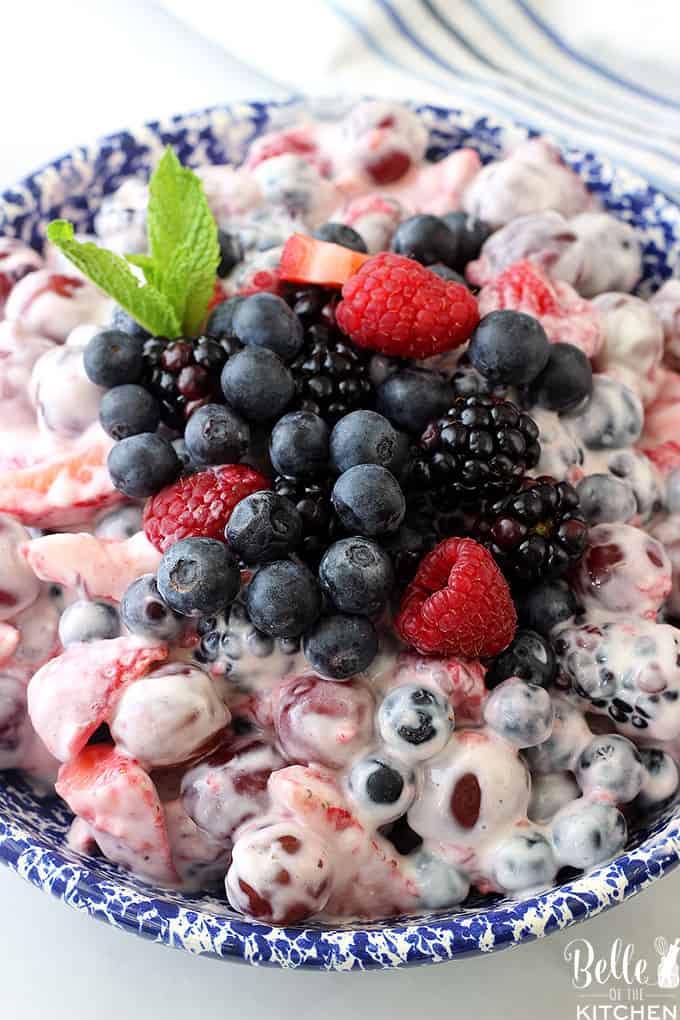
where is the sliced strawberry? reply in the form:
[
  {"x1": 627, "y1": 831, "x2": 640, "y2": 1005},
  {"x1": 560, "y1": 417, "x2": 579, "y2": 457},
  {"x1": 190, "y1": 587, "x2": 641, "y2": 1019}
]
[
  {"x1": 163, "y1": 797, "x2": 231, "y2": 889},
  {"x1": 268, "y1": 764, "x2": 363, "y2": 836},
  {"x1": 268, "y1": 765, "x2": 418, "y2": 918},
  {"x1": 0, "y1": 436, "x2": 122, "y2": 528},
  {"x1": 27, "y1": 637, "x2": 168, "y2": 761},
  {"x1": 643, "y1": 440, "x2": 680, "y2": 476},
  {"x1": 279, "y1": 233, "x2": 370, "y2": 288},
  {"x1": 56, "y1": 744, "x2": 177, "y2": 884},
  {"x1": 22, "y1": 531, "x2": 161, "y2": 603}
]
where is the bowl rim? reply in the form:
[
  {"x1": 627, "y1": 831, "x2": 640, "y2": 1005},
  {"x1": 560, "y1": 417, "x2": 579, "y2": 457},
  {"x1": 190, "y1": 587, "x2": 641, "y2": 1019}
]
[{"x1": 1, "y1": 97, "x2": 680, "y2": 970}]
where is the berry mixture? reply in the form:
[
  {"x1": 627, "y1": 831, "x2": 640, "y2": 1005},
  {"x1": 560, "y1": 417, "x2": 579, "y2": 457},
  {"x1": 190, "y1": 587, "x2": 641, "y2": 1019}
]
[{"x1": 1, "y1": 100, "x2": 679, "y2": 927}]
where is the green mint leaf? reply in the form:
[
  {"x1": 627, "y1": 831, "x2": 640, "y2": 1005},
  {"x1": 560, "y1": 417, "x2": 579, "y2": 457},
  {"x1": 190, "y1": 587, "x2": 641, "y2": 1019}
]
[
  {"x1": 146, "y1": 146, "x2": 220, "y2": 334},
  {"x1": 126, "y1": 252, "x2": 163, "y2": 290},
  {"x1": 47, "y1": 221, "x2": 180, "y2": 337}
]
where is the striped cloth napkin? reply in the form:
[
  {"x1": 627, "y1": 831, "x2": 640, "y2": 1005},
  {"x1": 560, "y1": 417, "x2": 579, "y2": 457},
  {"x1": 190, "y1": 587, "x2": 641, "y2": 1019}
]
[{"x1": 159, "y1": 0, "x2": 680, "y2": 199}]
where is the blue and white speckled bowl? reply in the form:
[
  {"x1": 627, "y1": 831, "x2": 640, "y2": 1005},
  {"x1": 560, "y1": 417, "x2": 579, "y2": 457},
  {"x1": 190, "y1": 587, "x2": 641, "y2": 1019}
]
[{"x1": 1, "y1": 100, "x2": 680, "y2": 970}]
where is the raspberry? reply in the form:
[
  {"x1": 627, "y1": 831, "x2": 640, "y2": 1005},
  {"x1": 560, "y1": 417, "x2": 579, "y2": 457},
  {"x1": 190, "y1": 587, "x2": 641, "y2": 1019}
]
[
  {"x1": 483, "y1": 259, "x2": 559, "y2": 317},
  {"x1": 245, "y1": 127, "x2": 330, "y2": 175},
  {"x1": 395, "y1": 537, "x2": 516, "y2": 658},
  {"x1": 478, "y1": 259, "x2": 604, "y2": 358},
  {"x1": 143, "y1": 465, "x2": 270, "y2": 553},
  {"x1": 335, "y1": 253, "x2": 479, "y2": 359}
]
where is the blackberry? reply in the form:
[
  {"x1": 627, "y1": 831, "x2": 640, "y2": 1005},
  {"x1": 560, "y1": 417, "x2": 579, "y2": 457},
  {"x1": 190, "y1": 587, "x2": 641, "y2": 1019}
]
[
  {"x1": 289, "y1": 323, "x2": 376, "y2": 425},
  {"x1": 473, "y1": 475, "x2": 588, "y2": 583},
  {"x1": 273, "y1": 475, "x2": 340, "y2": 567},
  {"x1": 285, "y1": 286, "x2": 339, "y2": 328},
  {"x1": 143, "y1": 334, "x2": 242, "y2": 429},
  {"x1": 409, "y1": 395, "x2": 540, "y2": 506}
]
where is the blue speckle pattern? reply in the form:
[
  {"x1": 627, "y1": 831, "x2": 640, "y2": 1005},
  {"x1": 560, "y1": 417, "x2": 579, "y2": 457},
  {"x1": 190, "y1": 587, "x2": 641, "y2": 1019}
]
[{"x1": 1, "y1": 100, "x2": 679, "y2": 969}]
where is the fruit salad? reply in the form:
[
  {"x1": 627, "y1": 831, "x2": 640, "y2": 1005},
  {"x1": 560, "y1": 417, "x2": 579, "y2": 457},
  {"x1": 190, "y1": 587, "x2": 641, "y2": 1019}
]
[{"x1": 2, "y1": 99, "x2": 680, "y2": 926}]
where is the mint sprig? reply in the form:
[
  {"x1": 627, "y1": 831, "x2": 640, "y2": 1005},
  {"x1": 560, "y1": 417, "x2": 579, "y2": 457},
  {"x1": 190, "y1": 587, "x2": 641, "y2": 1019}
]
[{"x1": 47, "y1": 146, "x2": 221, "y2": 338}]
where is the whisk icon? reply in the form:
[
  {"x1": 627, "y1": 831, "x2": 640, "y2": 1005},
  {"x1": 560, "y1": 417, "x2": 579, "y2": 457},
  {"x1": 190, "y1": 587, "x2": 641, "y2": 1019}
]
[{"x1": 655, "y1": 937, "x2": 680, "y2": 989}]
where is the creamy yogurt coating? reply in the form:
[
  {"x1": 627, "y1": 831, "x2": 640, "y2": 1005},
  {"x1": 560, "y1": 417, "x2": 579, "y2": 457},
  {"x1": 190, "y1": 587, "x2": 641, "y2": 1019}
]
[{"x1": 2, "y1": 99, "x2": 680, "y2": 922}]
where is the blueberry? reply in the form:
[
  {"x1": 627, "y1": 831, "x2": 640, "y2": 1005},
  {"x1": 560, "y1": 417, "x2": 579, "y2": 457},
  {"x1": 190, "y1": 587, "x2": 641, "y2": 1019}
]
[
  {"x1": 441, "y1": 211, "x2": 492, "y2": 267},
  {"x1": 514, "y1": 579, "x2": 578, "y2": 636},
  {"x1": 348, "y1": 754, "x2": 416, "y2": 824},
  {"x1": 637, "y1": 748, "x2": 679, "y2": 808},
  {"x1": 391, "y1": 214, "x2": 459, "y2": 267},
  {"x1": 313, "y1": 222, "x2": 367, "y2": 253},
  {"x1": 567, "y1": 375, "x2": 643, "y2": 450},
  {"x1": 485, "y1": 630, "x2": 557, "y2": 690},
  {"x1": 246, "y1": 559, "x2": 322, "y2": 638},
  {"x1": 121, "y1": 574, "x2": 186, "y2": 641},
  {"x1": 109, "y1": 306, "x2": 150, "y2": 341},
  {"x1": 525, "y1": 698, "x2": 592, "y2": 774},
  {"x1": 492, "y1": 830, "x2": 557, "y2": 892},
  {"x1": 468, "y1": 310, "x2": 550, "y2": 386},
  {"x1": 575, "y1": 734, "x2": 643, "y2": 803},
  {"x1": 378, "y1": 684, "x2": 453, "y2": 762},
  {"x1": 217, "y1": 229, "x2": 243, "y2": 278},
  {"x1": 483, "y1": 677, "x2": 554, "y2": 748},
  {"x1": 528, "y1": 772, "x2": 581, "y2": 824},
  {"x1": 58, "y1": 599, "x2": 120, "y2": 646},
  {"x1": 576, "y1": 473, "x2": 636, "y2": 525},
  {"x1": 303, "y1": 613, "x2": 378, "y2": 680},
  {"x1": 206, "y1": 296, "x2": 246, "y2": 337},
  {"x1": 529, "y1": 342, "x2": 593, "y2": 412},
  {"x1": 226, "y1": 491, "x2": 302, "y2": 564},
  {"x1": 428, "y1": 263, "x2": 468, "y2": 286},
  {"x1": 411, "y1": 850, "x2": 470, "y2": 908},
  {"x1": 319, "y1": 537, "x2": 394, "y2": 616},
  {"x1": 332, "y1": 464, "x2": 405, "y2": 537},
  {"x1": 377, "y1": 369, "x2": 453, "y2": 434},
  {"x1": 330, "y1": 410, "x2": 408, "y2": 477},
  {"x1": 220, "y1": 347, "x2": 294, "y2": 422},
  {"x1": 184, "y1": 403, "x2": 250, "y2": 466},
  {"x1": 551, "y1": 800, "x2": 627, "y2": 869},
  {"x1": 83, "y1": 329, "x2": 144, "y2": 387},
  {"x1": 232, "y1": 292, "x2": 304, "y2": 362},
  {"x1": 107, "y1": 433, "x2": 181, "y2": 498},
  {"x1": 94, "y1": 504, "x2": 143, "y2": 540},
  {"x1": 269, "y1": 411, "x2": 329, "y2": 479},
  {"x1": 99, "y1": 384, "x2": 161, "y2": 440},
  {"x1": 157, "y1": 537, "x2": 240, "y2": 618}
]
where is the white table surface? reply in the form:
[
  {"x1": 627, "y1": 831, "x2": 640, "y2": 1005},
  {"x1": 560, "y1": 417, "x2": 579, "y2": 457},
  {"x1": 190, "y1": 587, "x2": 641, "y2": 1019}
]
[{"x1": 2, "y1": 3, "x2": 679, "y2": 1017}]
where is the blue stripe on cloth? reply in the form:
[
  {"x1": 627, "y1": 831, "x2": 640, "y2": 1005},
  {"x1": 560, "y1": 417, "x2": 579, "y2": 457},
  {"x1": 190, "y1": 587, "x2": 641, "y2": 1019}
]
[
  {"x1": 463, "y1": 0, "x2": 660, "y2": 134},
  {"x1": 322, "y1": 0, "x2": 680, "y2": 199},
  {"x1": 374, "y1": 0, "x2": 679, "y2": 172},
  {"x1": 324, "y1": 0, "x2": 453, "y2": 92},
  {"x1": 417, "y1": 0, "x2": 503, "y2": 72},
  {"x1": 515, "y1": 0, "x2": 680, "y2": 112}
]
